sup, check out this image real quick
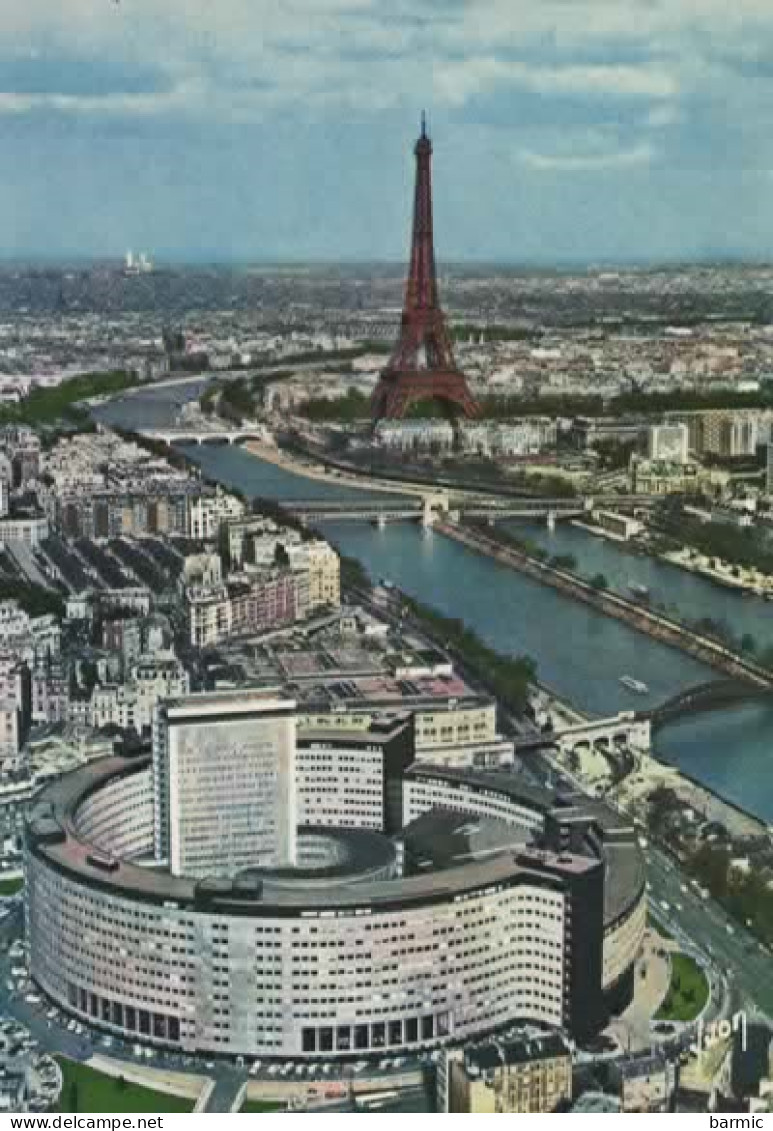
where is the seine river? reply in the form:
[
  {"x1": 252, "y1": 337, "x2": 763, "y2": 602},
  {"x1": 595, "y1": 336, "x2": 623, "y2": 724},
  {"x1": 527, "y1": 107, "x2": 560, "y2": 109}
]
[{"x1": 94, "y1": 387, "x2": 773, "y2": 823}]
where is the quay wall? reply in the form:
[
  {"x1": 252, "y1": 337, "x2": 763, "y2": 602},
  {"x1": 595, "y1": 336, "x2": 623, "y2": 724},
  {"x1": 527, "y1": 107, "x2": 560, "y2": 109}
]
[{"x1": 436, "y1": 521, "x2": 773, "y2": 691}]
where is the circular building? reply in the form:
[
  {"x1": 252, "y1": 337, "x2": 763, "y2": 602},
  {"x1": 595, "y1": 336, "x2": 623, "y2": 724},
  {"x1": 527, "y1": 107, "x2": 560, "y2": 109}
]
[{"x1": 25, "y1": 749, "x2": 645, "y2": 1061}]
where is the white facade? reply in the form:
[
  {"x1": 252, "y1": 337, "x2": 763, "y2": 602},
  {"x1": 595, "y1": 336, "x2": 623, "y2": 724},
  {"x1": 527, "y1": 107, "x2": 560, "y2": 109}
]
[
  {"x1": 403, "y1": 771, "x2": 545, "y2": 839},
  {"x1": 68, "y1": 655, "x2": 190, "y2": 733},
  {"x1": 299, "y1": 699, "x2": 510, "y2": 770},
  {"x1": 591, "y1": 510, "x2": 644, "y2": 541},
  {"x1": 375, "y1": 420, "x2": 455, "y2": 452},
  {"x1": 723, "y1": 417, "x2": 757, "y2": 457},
  {"x1": 187, "y1": 585, "x2": 231, "y2": 648},
  {"x1": 0, "y1": 706, "x2": 22, "y2": 773},
  {"x1": 0, "y1": 603, "x2": 60, "y2": 666},
  {"x1": 187, "y1": 491, "x2": 245, "y2": 541},
  {"x1": 459, "y1": 419, "x2": 557, "y2": 458},
  {"x1": 647, "y1": 423, "x2": 688, "y2": 465},
  {"x1": 27, "y1": 845, "x2": 568, "y2": 1057},
  {"x1": 0, "y1": 515, "x2": 48, "y2": 548},
  {"x1": 153, "y1": 689, "x2": 297, "y2": 877},
  {"x1": 413, "y1": 701, "x2": 498, "y2": 753},
  {"x1": 181, "y1": 552, "x2": 222, "y2": 590},
  {"x1": 290, "y1": 542, "x2": 340, "y2": 611}
]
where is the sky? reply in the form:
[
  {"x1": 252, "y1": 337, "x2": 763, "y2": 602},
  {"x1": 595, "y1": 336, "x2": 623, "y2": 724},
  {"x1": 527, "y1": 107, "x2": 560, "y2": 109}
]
[{"x1": 4, "y1": 0, "x2": 773, "y2": 264}]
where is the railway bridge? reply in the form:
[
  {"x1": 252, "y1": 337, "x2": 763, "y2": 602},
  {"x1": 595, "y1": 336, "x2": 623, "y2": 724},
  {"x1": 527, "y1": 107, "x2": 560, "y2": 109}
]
[{"x1": 643, "y1": 679, "x2": 773, "y2": 730}]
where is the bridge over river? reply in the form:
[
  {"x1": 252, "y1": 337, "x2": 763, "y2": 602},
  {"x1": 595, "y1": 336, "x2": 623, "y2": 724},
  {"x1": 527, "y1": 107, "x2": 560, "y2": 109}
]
[
  {"x1": 285, "y1": 494, "x2": 659, "y2": 523},
  {"x1": 643, "y1": 678, "x2": 773, "y2": 730},
  {"x1": 513, "y1": 680, "x2": 773, "y2": 759},
  {"x1": 141, "y1": 426, "x2": 268, "y2": 445},
  {"x1": 286, "y1": 497, "x2": 588, "y2": 523}
]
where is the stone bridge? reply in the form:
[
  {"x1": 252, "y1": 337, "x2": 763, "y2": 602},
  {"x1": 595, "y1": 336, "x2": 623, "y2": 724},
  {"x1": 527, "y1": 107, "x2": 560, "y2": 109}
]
[
  {"x1": 140, "y1": 427, "x2": 267, "y2": 446},
  {"x1": 552, "y1": 712, "x2": 652, "y2": 756}
]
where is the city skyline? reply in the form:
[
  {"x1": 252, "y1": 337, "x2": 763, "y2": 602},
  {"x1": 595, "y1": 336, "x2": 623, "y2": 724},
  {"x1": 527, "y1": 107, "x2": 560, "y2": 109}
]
[{"x1": 4, "y1": 1, "x2": 773, "y2": 264}]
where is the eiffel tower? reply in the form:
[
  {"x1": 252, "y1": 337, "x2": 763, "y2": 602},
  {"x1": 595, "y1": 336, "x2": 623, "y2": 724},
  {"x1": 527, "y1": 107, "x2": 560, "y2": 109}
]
[{"x1": 371, "y1": 117, "x2": 479, "y2": 422}]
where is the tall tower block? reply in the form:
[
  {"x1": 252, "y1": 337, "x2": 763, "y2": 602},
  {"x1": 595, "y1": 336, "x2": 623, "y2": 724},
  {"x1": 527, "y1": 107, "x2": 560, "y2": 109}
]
[{"x1": 371, "y1": 118, "x2": 479, "y2": 422}]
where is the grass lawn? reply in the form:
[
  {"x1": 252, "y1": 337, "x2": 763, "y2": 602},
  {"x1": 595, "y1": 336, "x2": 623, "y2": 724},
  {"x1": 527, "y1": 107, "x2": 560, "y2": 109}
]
[
  {"x1": 55, "y1": 1059, "x2": 195, "y2": 1114},
  {"x1": 655, "y1": 952, "x2": 710, "y2": 1022},
  {"x1": 0, "y1": 876, "x2": 23, "y2": 896},
  {"x1": 241, "y1": 1100, "x2": 285, "y2": 1112}
]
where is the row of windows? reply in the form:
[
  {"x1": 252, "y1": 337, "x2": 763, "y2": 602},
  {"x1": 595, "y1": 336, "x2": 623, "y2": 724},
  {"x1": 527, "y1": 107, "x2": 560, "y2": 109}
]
[
  {"x1": 66, "y1": 982, "x2": 181, "y2": 1043},
  {"x1": 301, "y1": 1012, "x2": 450, "y2": 1053}
]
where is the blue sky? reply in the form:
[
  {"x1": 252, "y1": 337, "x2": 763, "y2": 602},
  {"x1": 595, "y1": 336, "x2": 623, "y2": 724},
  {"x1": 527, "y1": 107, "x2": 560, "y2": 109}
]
[{"x1": 3, "y1": 0, "x2": 773, "y2": 263}]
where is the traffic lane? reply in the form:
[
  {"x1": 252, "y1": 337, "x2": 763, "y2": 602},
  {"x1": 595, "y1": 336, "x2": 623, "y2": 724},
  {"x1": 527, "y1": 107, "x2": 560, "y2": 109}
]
[
  {"x1": 0, "y1": 983, "x2": 94, "y2": 1063},
  {"x1": 0, "y1": 992, "x2": 91, "y2": 1062},
  {"x1": 647, "y1": 856, "x2": 773, "y2": 1016},
  {"x1": 649, "y1": 854, "x2": 767, "y2": 967}
]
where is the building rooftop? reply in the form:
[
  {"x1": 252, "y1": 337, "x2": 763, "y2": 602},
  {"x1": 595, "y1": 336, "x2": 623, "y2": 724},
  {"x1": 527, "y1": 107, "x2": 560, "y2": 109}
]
[
  {"x1": 465, "y1": 1032, "x2": 571, "y2": 1075},
  {"x1": 159, "y1": 685, "x2": 295, "y2": 718},
  {"x1": 401, "y1": 810, "x2": 529, "y2": 873},
  {"x1": 405, "y1": 762, "x2": 558, "y2": 812},
  {"x1": 298, "y1": 714, "x2": 412, "y2": 747},
  {"x1": 26, "y1": 754, "x2": 639, "y2": 920},
  {"x1": 617, "y1": 1053, "x2": 669, "y2": 1082},
  {"x1": 405, "y1": 764, "x2": 644, "y2": 925}
]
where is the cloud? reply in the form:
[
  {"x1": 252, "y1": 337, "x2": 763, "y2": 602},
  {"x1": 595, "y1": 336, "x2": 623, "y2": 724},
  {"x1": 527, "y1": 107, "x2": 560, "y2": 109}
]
[
  {"x1": 431, "y1": 57, "x2": 677, "y2": 109},
  {"x1": 3, "y1": 0, "x2": 773, "y2": 260},
  {"x1": 0, "y1": 0, "x2": 708, "y2": 116},
  {"x1": 520, "y1": 140, "x2": 655, "y2": 170},
  {"x1": 0, "y1": 56, "x2": 172, "y2": 99},
  {"x1": 0, "y1": 0, "x2": 764, "y2": 139}
]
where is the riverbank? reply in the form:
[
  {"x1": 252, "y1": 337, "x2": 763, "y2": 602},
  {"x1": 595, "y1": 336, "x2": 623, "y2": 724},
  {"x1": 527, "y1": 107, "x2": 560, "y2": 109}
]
[
  {"x1": 562, "y1": 738, "x2": 766, "y2": 841},
  {"x1": 96, "y1": 397, "x2": 773, "y2": 822},
  {"x1": 531, "y1": 680, "x2": 766, "y2": 840},
  {"x1": 437, "y1": 519, "x2": 773, "y2": 690},
  {"x1": 276, "y1": 429, "x2": 586, "y2": 502},
  {"x1": 349, "y1": 571, "x2": 767, "y2": 842},
  {"x1": 249, "y1": 430, "x2": 773, "y2": 605},
  {"x1": 245, "y1": 439, "x2": 432, "y2": 498},
  {"x1": 570, "y1": 518, "x2": 633, "y2": 545},
  {"x1": 663, "y1": 545, "x2": 773, "y2": 598},
  {"x1": 247, "y1": 431, "x2": 773, "y2": 609}
]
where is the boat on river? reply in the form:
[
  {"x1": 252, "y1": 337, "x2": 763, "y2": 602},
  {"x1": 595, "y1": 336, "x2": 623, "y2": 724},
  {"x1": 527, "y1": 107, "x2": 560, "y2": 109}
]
[{"x1": 619, "y1": 675, "x2": 649, "y2": 694}]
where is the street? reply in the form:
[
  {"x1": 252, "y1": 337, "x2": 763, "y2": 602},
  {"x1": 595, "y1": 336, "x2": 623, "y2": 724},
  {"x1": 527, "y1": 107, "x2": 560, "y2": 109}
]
[{"x1": 646, "y1": 846, "x2": 773, "y2": 1020}]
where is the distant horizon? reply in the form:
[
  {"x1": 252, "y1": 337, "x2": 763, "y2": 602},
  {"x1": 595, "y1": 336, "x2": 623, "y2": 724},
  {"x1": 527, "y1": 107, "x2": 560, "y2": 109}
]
[{"x1": 2, "y1": 251, "x2": 773, "y2": 273}]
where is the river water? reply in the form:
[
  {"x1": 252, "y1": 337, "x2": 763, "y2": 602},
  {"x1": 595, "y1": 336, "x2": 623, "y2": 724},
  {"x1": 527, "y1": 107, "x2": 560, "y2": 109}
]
[
  {"x1": 94, "y1": 384, "x2": 408, "y2": 505},
  {"x1": 515, "y1": 520, "x2": 773, "y2": 647},
  {"x1": 315, "y1": 518, "x2": 773, "y2": 823},
  {"x1": 94, "y1": 386, "x2": 773, "y2": 823}
]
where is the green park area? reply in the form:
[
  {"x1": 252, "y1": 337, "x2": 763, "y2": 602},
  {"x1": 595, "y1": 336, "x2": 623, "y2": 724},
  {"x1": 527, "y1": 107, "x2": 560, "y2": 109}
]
[
  {"x1": 655, "y1": 952, "x2": 710, "y2": 1023},
  {"x1": 0, "y1": 370, "x2": 140, "y2": 428},
  {"x1": 241, "y1": 1099, "x2": 286, "y2": 1112},
  {"x1": 0, "y1": 876, "x2": 23, "y2": 896},
  {"x1": 56, "y1": 1059, "x2": 195, "y2": 1114}
]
